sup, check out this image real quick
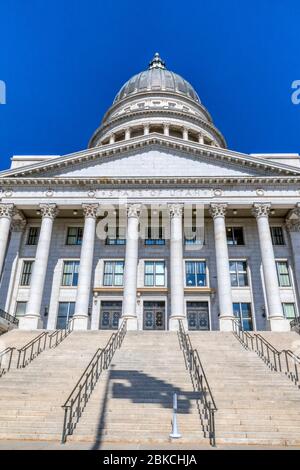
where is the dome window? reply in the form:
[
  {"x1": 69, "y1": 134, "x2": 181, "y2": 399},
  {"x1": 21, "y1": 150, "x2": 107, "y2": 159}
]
[
  {"x1": 169, "y1": 126, "x2": 183, "y2": 139},
  {"x1": 115, "y1": 130, "x2": 126, "y2": 142},
  {"x1": 188, "y1": 130, "x2": 198, "y2": 143},
  {"x1": 131, "y1": 127, "x2": 144, "y2": 138},
  {"x1": 149, "y1": 124, "x2": 164, "y2": 134}
]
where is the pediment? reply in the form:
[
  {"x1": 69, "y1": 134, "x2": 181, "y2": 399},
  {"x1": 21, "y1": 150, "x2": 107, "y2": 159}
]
[{"x1": 1, "y1": 137, "x2": 300, "y2": 180}]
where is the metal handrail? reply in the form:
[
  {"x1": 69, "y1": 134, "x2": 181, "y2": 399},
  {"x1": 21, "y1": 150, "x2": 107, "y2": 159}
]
[
  {"x1": 17, "y1": 331, "x2": 49, "y2": 369},
  {"x1": 232, "y1": 319, "x2": 300, "y2": 388},
  {"x1": 178, "y1": 320, "x2": 217, "y2": 446},
  {"x1": 0, "y1": 308, "x2": 19, "y2": 326},
  {"x1": 48, "y1": 318, "x2": 74, "y2": 348},
  {"x1": 0, "y1": 347, "x2": 15, "y2": 377},
  {"x1": 61, "y1": 320, "x2": 127, "y2": 443}
]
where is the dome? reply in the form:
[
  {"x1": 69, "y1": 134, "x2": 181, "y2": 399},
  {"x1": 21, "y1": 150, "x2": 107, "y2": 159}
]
[{"x1": 113, "y1": 53, "x2": 200, "y2": 104}]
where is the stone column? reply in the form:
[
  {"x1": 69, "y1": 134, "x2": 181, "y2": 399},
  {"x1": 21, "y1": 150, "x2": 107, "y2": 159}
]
[
  {"x1": 121, "y1": 204, "x2": 141, "y2": 330},
  {"x1": 109, "y1": 134, "x2": 115, "y2": 144},
  {"x1": 198, "y1": 134, "x2": 204, "y2": 144},
  {"x1": 163, "y1": 123, "x2": 169, "y2": 136},
  {"x1": 73, "y1": 204, "x2": 98, "y2": 330},
  {"x1": 285, "y1": 205, "x2": 300, "y2": 317},
  {"x1": 144, "y1": 124, "x2": 150, "y2": 135},
  {"x1": 19, "y1": 204, "x2": 58, "y2": 330},
  {"x1": 209, "y1": 203, "x2": 234, "y2": 331},
  {"x1": 0, "y1": 204, "x2": 14, "y2": 279},
  {"x1": 183, "y1": 127, "x2": 189, "y2": 141},
  {"x1": 168, "y1": 204, "x2": 187, "y2": 331},
  {"x1": 252, "y1": 203, "x2": 289, "y2": 331},
  {"x1": 2, "y1": 211, "x2": 27, "y2": 313},
  {"x1": 125, "y1": 128, "x2": 131, "y2": 140}
]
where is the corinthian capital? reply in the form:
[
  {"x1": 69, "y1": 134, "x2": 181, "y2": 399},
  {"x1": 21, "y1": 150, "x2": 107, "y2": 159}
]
[
  {"x1": 168, "y1": 203, "x2": 184, "y2": 218},
  {"x1": 40, "y1": 204, "x2": 59, "y2": 219},
  {"x1": 209, "y1": 203, "x2": 227, "y2": 219},
  {"x1": 82, "y1": 203, "x2": 99, "y2": 219},
  {"x1": 127, "y1": 204, "x2": 142, "y2": 218},
  {"x1": 252, "y1": 203, "x2": 271, "y2": 219},
  {"x1": 0, "y1": 203, "x2": 14, "y2": 219},
  {"x1": 285, "y1": 207, "x2": 300, "y2": 232}
]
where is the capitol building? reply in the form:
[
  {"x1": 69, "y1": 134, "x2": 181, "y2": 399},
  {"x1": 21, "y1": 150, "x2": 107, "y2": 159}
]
[{"x1": 0, "y1": 52, "x2": 300, "y2": 335}]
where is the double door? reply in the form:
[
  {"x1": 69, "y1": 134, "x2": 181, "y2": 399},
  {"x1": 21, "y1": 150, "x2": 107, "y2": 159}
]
[
  {"x1": 143, "y1": 301, "x2": 165, "y2": 330},
  {"x1": 100, "y1": 301, "x2": 122, "y2": 329},
  {"x1": 187, "y1": 301, "x2": 210, "y2": 330}
]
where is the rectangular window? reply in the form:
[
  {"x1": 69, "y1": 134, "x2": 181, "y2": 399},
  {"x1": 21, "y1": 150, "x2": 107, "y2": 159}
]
[
  {"x1": 270, "y1": 227, "x2": 285, "y2": 245},
  {"x1": 233, "y1": 302, "x2": 253, "y2": 331},
  {"x1": 276, "y1": 261, "x2": 291, "y2": 287},
  {"x1": 226, "y1": 227, "x2": 244, "y2": 245},
  {"x1": 15, "y1": 301, "x2": 27, "y2": 318},
  {"x1": 103, "y1": 261, "x2": 124, "y2": 286},
  {"x1": 27, "y1": 227, "x2": 40, "y2": 245},
  {"x1": 145, "y1": 211, "x2": 165, "y2": 245},
  {"x1": 144, "y1": 261, "x2": 165, "y2": 287},
  {"x1": 20, "y1": 261, "x2": 34, "y2": 286},
  {"x1": 282, "y1": 303, "x2": 297, "y2": 320},
  {"x1": 62, "y1": 261, "x2": 80, "y2": 287},
  {"x1": 185, "y1": 261, "x2": 207, "y2": 287},
  {"x1": 106, "y1": 213, "x2": 126, "y2": 245},
  {"x1": 56, "y1": 302, "x2": 75, "y2": 329},
  {"x1": 66, "y1": 227, "x2": 83, "y2": 245},
  {"x1": 229, "y1": 260, "x2": 248, "y2": 287}
]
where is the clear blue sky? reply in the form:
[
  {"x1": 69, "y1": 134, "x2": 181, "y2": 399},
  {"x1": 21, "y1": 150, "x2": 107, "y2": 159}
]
[{"x1": 0, "y1": 0, "x2": 299, "y2": 171}]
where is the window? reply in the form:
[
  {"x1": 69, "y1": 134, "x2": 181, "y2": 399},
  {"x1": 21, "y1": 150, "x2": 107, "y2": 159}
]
[
  {"x1": 233, "y1": 303, "x2": 253, "y2": 331},
  {"x1": 185, "y1": 261, "x2": 207, "y2": 287},
  {"x1": 276, "y1": 261, "x2": 291, "y2": 287},
  {"x1": 282, "y1": 303, "x2": 297, "y2": 320},
  {"x1": 145, "y1": 211, "x2": 165, "y2": 245},
  {"x1": 144, "y1": 261, "x2": 165, "y2": 287},
  {"x1": 56, "y1": 302, "x2": 75, "y2": 329},
  {"x1": 184, "y1": 211, "x2": 204, "y2": 246},
  {"x1": 20, "y1": 261, "x2": 34, "y2": 286},
  {"x1": 15, "y1": 301, "x2": 27, "y2": 318},
  {"x1": 66, "y1": 227, "x2": 83, "y2": 245},
  {"x1": 270, "y1": 227, "x2": 285, "y2": 245},
  {"x1": 27, "y1": 227, "x2": 40, "y2": 245},
  {"x1": 62, "y1": 261, "x2": 80, "y2": 286},
  {"x1": 106, "y1": 221, "x2": 126, "y2": 245},
  {"x1": 229, "y1": 261, "x2": 248, "y2": 287},
  {"x1": 103, "y1": 261, "x2": 124, "y2": 286},
  {"x1": 226, "y1": 227, "x2": 244, "y2": 245}
]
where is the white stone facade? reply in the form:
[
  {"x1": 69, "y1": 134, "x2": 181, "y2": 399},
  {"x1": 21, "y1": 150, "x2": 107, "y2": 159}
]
[{"x1": 0, "y1": 54, "x2": 299, "y2": 332}]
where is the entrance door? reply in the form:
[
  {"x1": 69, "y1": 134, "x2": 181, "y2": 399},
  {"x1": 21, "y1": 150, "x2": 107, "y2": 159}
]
[
  {"x1": 187, "y1": 301, "x2": 210, "y2": 330},
  {"x1": 143, "y1": 301, "x2": 165, "y2": 330},
  {"x1": 100, "y1": 301, "x2": 122, "y2": 330}
]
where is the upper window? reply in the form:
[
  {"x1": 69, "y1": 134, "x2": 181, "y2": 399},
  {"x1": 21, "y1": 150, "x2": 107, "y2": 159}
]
[
  {"x1": 226, "y1": 227, "x2": 244, "y2": 245},
  {"x1": 185, "y1": 261, "x2": 207, "y2": 287},
  {"x1": 144, "y1": 211, "x2": 165, "y2": 245},
  {"x1": 144, "y1": 261, "x2": 165, "y2": 287},
  {"x1": 27, "y1": 227, "x2": 40, "y2": 246},
  {"x1": 282, "y1": 303, "x2": 297, "y2": 320},
  {"x1": 276, "y1": 261, "x2": 291, "y2": 287},
  {"x1": 62, "y1": 261, "x2": 80, "y2": 287},
  {"x1": 103, "y1": 261, "x2": 124, "y2": 286},
  {"x1": 66, "y1": 227, "x2": 83, "y2": 246},
  {"x1": 270, "y1": 227, "x2": 285, "y2": 246},
  {"x1": 20, "y1": 261, "x2": 34, "y2": 286},
  {"x1": 229, "y1": 261, "x2": 248, "y2": 287}
]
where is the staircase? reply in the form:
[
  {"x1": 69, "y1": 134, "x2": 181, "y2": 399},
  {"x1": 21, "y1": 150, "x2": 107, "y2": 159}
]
[
  {"x1": 190, "y1": 332, "x2": 300, "y2": 446},
  {"x1": 68, "y1": 331, "x2": 206, "y2": 446},
  {"x1": 256, "y1": 331, "x2": 300, "y2": 353},
  {"x1": 0, "y1": 331, "x2": 112, "y2": 441},
  {"x1": 0, "y1": 329, "x2": 45, "y2": 350}
]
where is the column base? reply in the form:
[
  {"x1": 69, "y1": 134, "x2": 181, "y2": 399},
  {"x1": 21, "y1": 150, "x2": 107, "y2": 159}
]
[
  {"x1": 120, "y1": 316, "x2": 138, "y2": 330},
  {"x1": 72, "y1": 316, "x2": 89, "y2": 331},
  {"x1": 219, "y1": 316, "x2": 235, "y2": 332},
  {"x1": 169, "y1": 317, "x2": 188, "y2": 331},
  {"x1": 18, "y1": 315, "x2": 43, "y2": 330},
  {"x1": 269, "y1": 317, "x2": 291, "y2": 332}
]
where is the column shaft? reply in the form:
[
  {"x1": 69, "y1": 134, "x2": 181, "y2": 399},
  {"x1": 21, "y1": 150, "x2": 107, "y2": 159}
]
[
  {"x1": 19, "y1": 204, "x2": 58, "y2": 330},
  {"x1": 253, "y1": 203, "x2": 289, "y2": 331},
  {"x1": 122, "y1": 204, "x2": 140, "y2": 330},
  {"x1": 210, "y1": 204, "x2": 234, "y2": 331},
  {"x1": 0, "y1": 204, "x2": 14, "y2": 279},
  {"x1": 73, "y1": 204, "x2": 98, "y2": 330},
  {"x1": 169, "y1": 204, "x2": 186, "y2": 331}
]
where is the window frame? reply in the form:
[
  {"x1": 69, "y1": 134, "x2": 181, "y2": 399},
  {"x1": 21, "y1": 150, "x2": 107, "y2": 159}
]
[
  {"x1": 270, "y1": 226, "x2": 285, "y2": 246},
  {"x1": 66, "y1": 226, "x2": 84, "y2": 246},
  {"x1": 276, "y1": 260, "x2": 291, "y2": 287},
  {"x1": 185, "y1": 260, "x2": 207, "y2": 287},
  {"x1": 232, "y1": 302, "x2": 253, "y2": 331},
  {"x1": 20, "y1": 260, "x2": 34, "y2": 286},
  {"x1": 103, "y1": 260, "x2": 125, "y2": 287},
  {"x1": 144, "y1": 260, "x2": 166, "y2": 287},
  {"x1": 26, "y1": 226, "x2": 40, "y2": 246},
  {"x1": 226, "y1": 226, "x2": 245, "y2": 246},
  {"x1": 229, "y1": 260, "x2": 249, "y2": 287},
  {"x1": 15, "y1": 301, "x2": 27, "y2": 318},
  {"x1": 61, "y1": 260, "x2": 80, "y2": 287}
]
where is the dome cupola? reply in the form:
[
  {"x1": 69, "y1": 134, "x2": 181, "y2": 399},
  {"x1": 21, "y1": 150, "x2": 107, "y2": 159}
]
[{"x1": 89, "y1": 53, "x2": 226, "y2": 149}]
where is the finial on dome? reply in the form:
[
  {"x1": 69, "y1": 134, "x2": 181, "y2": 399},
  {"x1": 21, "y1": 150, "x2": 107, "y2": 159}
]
[{"x1": 149, "y1": 52, "x2": 166, "y2": 70}]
